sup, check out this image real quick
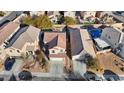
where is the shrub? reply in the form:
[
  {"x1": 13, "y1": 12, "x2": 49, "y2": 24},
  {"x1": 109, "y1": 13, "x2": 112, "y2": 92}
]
[
  {"x1": 64, "y1": 16, "x2": 76, "y2": 25},
  {"x1": 120, "y1": 67, "x2": 124, "y2": 72}
]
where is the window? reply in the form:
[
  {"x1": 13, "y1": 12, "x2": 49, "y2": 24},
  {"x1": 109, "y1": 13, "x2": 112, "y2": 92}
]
[
  {"x1": 17, "y1": 50, "x2": 20, "y2": 53},
  {"x1": 52, "y1": 50, "x2": 55, "y2": 53},
  {"x1": 29, "y1": 51, "x2": 33, "y2": 54},
  {"x1": 60, "y1": 49, "x2": 63, "y2": 53},
  {"x1": 108, "y1": 36, "x2": 111, "y2": 39}
]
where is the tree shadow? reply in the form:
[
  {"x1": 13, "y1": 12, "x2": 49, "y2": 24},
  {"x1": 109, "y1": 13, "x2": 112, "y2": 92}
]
[{"x1": 103, "y1": 70, "x2": 120, "y2": 81}]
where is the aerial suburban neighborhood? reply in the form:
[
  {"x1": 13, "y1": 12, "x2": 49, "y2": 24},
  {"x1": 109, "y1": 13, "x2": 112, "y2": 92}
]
[{"x1": 1, "y1": 11, "x2": 124, "y2": 81}]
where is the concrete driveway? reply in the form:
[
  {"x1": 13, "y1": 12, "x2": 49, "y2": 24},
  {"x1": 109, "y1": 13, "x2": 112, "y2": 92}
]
[
  {"x1": 50, "y1": 61, "x2": 64, "y2": 77},
  {"x1": 73, "y1": 60, "x2": 86, "y2": 77}
]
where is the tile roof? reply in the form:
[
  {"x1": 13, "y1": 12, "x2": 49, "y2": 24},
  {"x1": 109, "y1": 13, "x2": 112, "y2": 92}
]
[
  {"x1": 12, "y1": 25, "x2": 40, "y2": 50},
  {"x1": 43, "y1": 32, "x2": 66, "y2": 49},
  {"x1": 0, "y1": 22, "x2": 19, "y2": 45},
  {"x1": 69, "y1": 27, "x2": 83, "y2": 56}
]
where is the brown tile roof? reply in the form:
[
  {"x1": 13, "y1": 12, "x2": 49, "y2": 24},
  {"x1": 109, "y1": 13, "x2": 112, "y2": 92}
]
[
  {"x1": 0, "y1": 22, "x2": 19, "y2": 45},
  {"x1": 44, "y1": 32, "x2": 66, "y2": 49}
]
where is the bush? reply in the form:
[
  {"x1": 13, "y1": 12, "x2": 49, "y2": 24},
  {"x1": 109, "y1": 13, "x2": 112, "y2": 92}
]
[
  {"x1": 120, "y1": 67, "x2": 124, "y2": 72},
  {"x1": 64, "y1": 16, "x2": 76, "y2": 25},
  {"x1": 23, "y1": 16, "x2": 34, "y2": 25}
]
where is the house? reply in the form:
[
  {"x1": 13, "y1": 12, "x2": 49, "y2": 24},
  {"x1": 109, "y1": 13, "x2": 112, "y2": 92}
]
[
  {"x1": 101, "y1": 27, "x2": 124, "y2": 58},
  {"x1": 47, "y1": 11, "x2": 60, "y2": 23},
  {"x1": 30, "y1": 11, "x2": 45, "y2": 16},
  {"x1": 65, "y1": 26, "x2": 96, "y2": 59},
  {"x1": 40, "y1": 31, "x2": 66, "y2": 63},
  {"x1": 80, "y1": 11, "x2": 96, "y2": 20},
  {"x1": 5, "y1": 25, "x2": 41, "y2": 57},
  {"x1": 64, "y1": 11, "x2": 76, "y2": 19},
  {"x1": 101, "y1": 27, "x2": 123, "y2": 49}
]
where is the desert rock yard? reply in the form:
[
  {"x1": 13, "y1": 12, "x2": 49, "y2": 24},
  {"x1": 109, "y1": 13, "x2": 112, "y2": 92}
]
[{"x1": 89, "y1": 52, "x2": 124, "y2": 76}]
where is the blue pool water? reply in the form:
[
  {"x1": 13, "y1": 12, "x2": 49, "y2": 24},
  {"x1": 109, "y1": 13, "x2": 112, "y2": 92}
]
[{"x1": 87, "y1": 26, "x2": 102, "y2": 39}]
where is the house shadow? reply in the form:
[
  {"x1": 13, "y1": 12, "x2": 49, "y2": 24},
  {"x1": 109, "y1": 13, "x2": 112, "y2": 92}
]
[{"x1": 103, "y1": 70, "x2": 120, "y2": 81}]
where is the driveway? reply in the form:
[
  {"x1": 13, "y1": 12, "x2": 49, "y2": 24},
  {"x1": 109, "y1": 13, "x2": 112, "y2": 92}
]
[
  {"x1": 50, "y1": 61, "x2": 64, "y2": 77},
  {"x1": 73, "y1": 60, "x2": 86, "y2": 78}
]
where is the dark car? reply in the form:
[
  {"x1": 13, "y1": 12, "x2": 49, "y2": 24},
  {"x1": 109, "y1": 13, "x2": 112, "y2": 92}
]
[
  {"x1": 18, "y1": 70, "x2": 32, "y2": 81},
  {"x1": 4, "y1": 57, "x2": 15, "y2": 71}
]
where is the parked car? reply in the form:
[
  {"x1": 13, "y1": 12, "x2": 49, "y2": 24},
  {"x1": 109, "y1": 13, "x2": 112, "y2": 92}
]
[
  {"x1": 84, "y1": 71, "x2": 103, "y2": 81},
  {"x1": 4, "y1": 57, "x2": 15, "y2": 71},
  {"x1": 18, "y1": 70, "x2": 32, "y2": 81},
  {"x1": 107, "y1": 77, "x2": 115, "y2": 81}
]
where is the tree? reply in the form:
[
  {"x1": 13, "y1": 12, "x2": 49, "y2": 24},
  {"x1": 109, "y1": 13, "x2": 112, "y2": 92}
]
[
  {"x1": 77, "y1": 53, "x2": 101, "y2": 71},
  {"x1": 64, "y1": 16, "x2": 76, "y2": 25},
  {"x1": 0, "y1": 11, "x2": 5, "y2": 17},
  {"x1": 23, "y1": 15, "x2": 53, "y2": 29},
  {"x1": 35, "y1": 15, "x2": 53, "y2": 29},
  {"x1": 86, "y1": 57, "x2": 100, "y2": 71},
  {"x1": 23, "y1": 16, "x2": 34, "y2": 25}
]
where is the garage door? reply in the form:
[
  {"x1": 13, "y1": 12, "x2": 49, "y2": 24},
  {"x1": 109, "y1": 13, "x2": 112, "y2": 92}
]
[{"x1": 50, "y1": 58, "x2": 64, "y2": 62}]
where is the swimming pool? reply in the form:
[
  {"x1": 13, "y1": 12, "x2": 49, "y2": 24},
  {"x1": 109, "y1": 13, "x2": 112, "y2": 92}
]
[{"x1": 87, "y1": 26, "x2": 102, "y2": 39}]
